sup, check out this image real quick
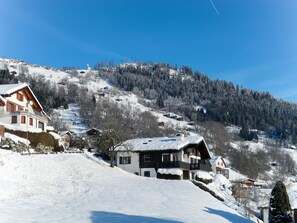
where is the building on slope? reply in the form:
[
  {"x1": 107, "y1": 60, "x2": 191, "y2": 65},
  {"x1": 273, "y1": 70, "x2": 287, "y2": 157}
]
[
  {"x1": 0, "y1": 83, "x2": 49, "y2": 132},
  {"x1": 210, "y1": 155, "x2": 229, "y2": 179},
  {"x1": 115, "y1": 134, "x2": 212, "y2": 180}
]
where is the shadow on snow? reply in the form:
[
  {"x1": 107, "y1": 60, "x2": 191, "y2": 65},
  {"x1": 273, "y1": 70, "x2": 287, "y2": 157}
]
[
  {"x1": 204, "y1": 207, "x2": 253, "y2": 223},
  {"x1": 90, "y1": 211, "x2": 184, "y2": 223}
]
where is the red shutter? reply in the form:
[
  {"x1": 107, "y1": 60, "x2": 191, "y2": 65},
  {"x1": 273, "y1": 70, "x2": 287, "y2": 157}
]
[
  {"x1": 6, "y1": 102, "x2": 10, "y2": 111},
  {"x1": 21, "y1": 116, "x2": 26, "y2": 124},
  {"x1": 29, "y1": 118, "x2": 33, "y2": 126}
]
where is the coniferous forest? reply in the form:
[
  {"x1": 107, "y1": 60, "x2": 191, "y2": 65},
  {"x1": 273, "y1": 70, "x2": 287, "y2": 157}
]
[
  {"x1": 98, "y1": 62, "x2": 297, "y2": 144},
  {"x1": 2, "y1": 61, "x2": 297, "y2": 145}
]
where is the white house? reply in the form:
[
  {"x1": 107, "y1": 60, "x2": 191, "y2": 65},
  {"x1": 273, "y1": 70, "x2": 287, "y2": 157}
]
[
  {"x1": 210, "y1": 156, "x2": 229, "y2": 178},
  {"x1": 115, "y1": 135, "x2": 212, "y2": 180},
  {"x1": 0, "y1": 83, "x2": 49, "y2": 132}
]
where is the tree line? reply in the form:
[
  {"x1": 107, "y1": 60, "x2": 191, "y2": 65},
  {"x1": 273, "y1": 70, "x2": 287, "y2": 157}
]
[{"x1": 98, "y1": 62, "x2": 297, "y2": 144}]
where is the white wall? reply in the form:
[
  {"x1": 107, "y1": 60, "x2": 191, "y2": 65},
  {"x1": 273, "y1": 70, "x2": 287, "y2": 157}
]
[
  {"x1": 116, "y1": 151, "x2": 139, "y2": 175},
  {"x1": 0, "y1": 91, "x2": 48, "y2": 131},
  {"x1": 140, "y1": 168, "x2": 157, "y2": 178},
  {"x1": 0, "y1": 116, "x2": 11, "y2": 124},
  {"x1": 5, "y1": 92, "x2": 32, "y2": 112}
]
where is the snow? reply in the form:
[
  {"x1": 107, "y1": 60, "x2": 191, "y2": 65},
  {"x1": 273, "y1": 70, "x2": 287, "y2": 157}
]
[
  {"x1": 226, "y1": 125, "x2": 241, "y2": 134},
  {"x1": 157, "y1": 168, "x2": 183, "y2": 176},
  {"x1": 117, "y1": 135, "x2": 206, "y2": 152},
  {"x1": 0, "y1": 122, "x2": 43, "y2": 133},
  {"x1": 3, "y1": 132, "x2": 30, "y2": 145},
  {"x1": 1, "y1": 58, "x2": 197, "y2": 133},
  {"x1": 0, "y1": 150, "x2": 253, "y2": 223},
  {"x1": 0, "y1": 83, "x2": 28, "y2": 95},
  {"x1": 195, "y1": 170, "x2": 213, "y2": 180},
  {"x1": 49, "y1": 131, "x2": 61, "y2": 140},
  {"x1": 210, "y1": 155, "x2": 223, "y2": 166},
  {"x1": 213, "y1": 174, "x2": 233, "y2": 189},
  {"x1": 47, "y1": 126, "x2": 55, "y2": 131},
  {"x1": 54, "y1": 103, "x2": 87, "y2": 134},
  {"x1": 228, "y1": 169, "x2": 247, "y2": 182}
]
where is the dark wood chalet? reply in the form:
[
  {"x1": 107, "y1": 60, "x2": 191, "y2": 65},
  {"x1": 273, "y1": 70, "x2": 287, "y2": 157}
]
[{"x1": 116, "y1": 135, "x2": 212, "y2": 180}]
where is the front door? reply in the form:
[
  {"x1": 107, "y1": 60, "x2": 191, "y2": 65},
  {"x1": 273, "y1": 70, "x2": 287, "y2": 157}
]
[{"x1": 183, "y1": 170, "x2": 189, "y2": 180}]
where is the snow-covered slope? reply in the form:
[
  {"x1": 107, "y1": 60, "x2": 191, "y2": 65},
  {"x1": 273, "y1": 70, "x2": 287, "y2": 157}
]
[
  {"x1": 0, "y1": 149, "x2": 252, "y2": 223},
  {"x1": 4, "y1": 58, "x2": 297, "y2": 222},
  {"x1": 0, "y1": 58, "x2": 195, "y2": 133}
]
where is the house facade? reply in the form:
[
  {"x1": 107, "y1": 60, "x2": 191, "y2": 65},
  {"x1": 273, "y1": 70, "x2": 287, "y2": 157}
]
[
  {"x1": 116, "y1": 135, "x2": 212, "y2": 180},
  {"x1": 0, "y1": 83, "x2": 49, "y2": 132},
  {"x1": 210, "y1": 156, "x2": 229, "y2": 178}
]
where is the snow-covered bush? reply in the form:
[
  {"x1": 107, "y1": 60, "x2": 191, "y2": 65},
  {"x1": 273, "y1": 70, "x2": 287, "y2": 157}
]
[{"x1": 195, "y1": 170, "x2": 213, "y2": 184}]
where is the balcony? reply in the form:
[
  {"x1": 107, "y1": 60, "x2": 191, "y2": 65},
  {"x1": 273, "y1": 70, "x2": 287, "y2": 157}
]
[
  {"x1": 190, "y1": 160, "x2": 212, "y2": 171},
  {"x1": 158, "y1": 161, "x2": 190, "y2": 169},
  {"x1": 157, "y1": 159, "x2": 212, "y2": 171}
]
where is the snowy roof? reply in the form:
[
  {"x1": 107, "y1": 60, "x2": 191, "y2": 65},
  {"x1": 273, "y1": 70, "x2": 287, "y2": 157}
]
[
  {"x1": 117, "y1": 135, "x2": 211, "y2": 158},
  {"x1": 0, "y1": 83, "x2": 44, "y2": 112},
  {"x1": 0, "y1": 83, "x2": 28, "y2": 95},
  {"x1": 210, "y1": 156, "x2": 226, "y2": 166}
]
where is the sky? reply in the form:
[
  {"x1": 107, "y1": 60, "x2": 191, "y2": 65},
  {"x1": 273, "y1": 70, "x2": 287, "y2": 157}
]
[{"x1": 0, "y1": 0, "x2": 296, "y2": 102}]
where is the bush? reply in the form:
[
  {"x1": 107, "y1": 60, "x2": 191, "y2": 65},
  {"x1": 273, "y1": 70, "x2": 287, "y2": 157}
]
[
  {"x1": 157, "y1": 173, "x2": 181, "y2": 180},
  {"x1": 5, "y1": 129, "x2": 58, "y2": 149},
  {"x1": 195, "y1": 175, "x2": 213, "y2": 184}
]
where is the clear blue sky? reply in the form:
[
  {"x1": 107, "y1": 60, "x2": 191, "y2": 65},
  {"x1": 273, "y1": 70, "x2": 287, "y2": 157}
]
[{"x1": 1, "y1": 0, "x2": 296, "y2": 101}]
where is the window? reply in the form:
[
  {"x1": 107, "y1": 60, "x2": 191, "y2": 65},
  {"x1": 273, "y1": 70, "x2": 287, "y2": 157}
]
[
  {"x1": 38, "y1": 122, "x2": 45, "y2": 131},
  {"x1": 21, "y1": 116, "x2": 26, "y2": 124},
  {"x1": 17, "y1": 93, "x2": 24, "y2": 101},
  {"x1": 6, "y1": 102, "x2": 16, "y2": 112},
  {"x1": 11, "y1": 116, "x2": 17, "y2": 124},
  {"x1": 144, "y1": 154, "x2": 151, "y2": 162},
  {"x1": 119, "y1": 156, "x2": 131, "y2": 164},
  {"x1": 162, "y1": 154, "x2": 171, "y2": 162},
  {"x1": 29, "y1": 118, "x2": 33, "y2": 126},
  {"x1": 190, "y1": 158, "x2": 197, "y2": 163},
  {"x1": 144, "y1": 171, "x2": 150, "y2": 177},
  {"x1": 172, "y1": 153, "x2": 178, "y2": 161}
]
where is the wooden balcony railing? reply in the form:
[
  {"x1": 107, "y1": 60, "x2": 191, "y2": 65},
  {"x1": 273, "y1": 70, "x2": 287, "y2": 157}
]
[{"x1": 158, "y1": 159, "x2": 211, "y2": 171}]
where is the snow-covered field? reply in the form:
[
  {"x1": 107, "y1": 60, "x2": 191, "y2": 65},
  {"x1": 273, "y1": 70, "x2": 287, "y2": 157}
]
[
  {"x1": 0, "y1": 149, "x2": 252, "y2": 223},
  {"x1": 8, "y1": 57, "x2": 297, "y2": 222}
]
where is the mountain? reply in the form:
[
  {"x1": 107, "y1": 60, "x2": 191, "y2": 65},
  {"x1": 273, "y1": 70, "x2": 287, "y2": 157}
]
[
  {"x1": 2, "y1": 58, "x2": 297, "y2": 144},
  {"x1": 98, "y1": 62, "x2": 297, "y2": 145},
  {"x1": 2, "y1": 58, "x2": 297, "y2": 222},
  {"x1": 1, "y1": 58, "x2": 297, "y2": 178}
]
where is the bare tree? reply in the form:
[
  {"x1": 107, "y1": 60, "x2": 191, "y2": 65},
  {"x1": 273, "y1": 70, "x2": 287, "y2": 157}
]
[
  {"x1": 49, "y1": 111, "x2": 67, "y2": 132},
  {"x1": 98, "y1": 129, "x2": 127, "y2": 167},
  {"x1": 19, "y1": 64, "x2": 29, "y2": 76}
]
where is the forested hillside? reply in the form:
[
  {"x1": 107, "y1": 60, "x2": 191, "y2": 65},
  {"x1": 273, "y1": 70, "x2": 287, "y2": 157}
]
[
  {"x1": 98, "y1": 62, "x2": 297, "y2": 144},
  {"x1": 2, "y1": 59, "x2": 297, "y2": 180}
]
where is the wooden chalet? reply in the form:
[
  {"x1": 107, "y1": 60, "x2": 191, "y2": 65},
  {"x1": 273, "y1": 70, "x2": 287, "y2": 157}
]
[{"x1": 115, "y1": 135, "x2": 212, "y2": 180}]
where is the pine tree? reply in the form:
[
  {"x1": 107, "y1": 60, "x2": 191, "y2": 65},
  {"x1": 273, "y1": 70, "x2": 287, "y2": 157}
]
[{"x1": 269, "y1": 181, "x2": 293, "y2": 223}]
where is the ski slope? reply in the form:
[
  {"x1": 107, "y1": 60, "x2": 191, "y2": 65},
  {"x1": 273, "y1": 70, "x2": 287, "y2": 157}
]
[{"x1": 0, "y1": 149, "x2": 252, "y2": 223}]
